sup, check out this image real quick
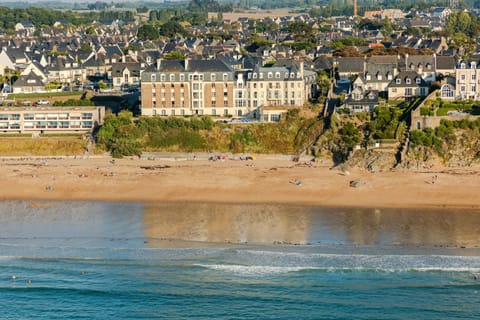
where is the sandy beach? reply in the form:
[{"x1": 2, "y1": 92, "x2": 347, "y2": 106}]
[{"x1": 0, "y1": 154, "x2": 478, "y2": 209}]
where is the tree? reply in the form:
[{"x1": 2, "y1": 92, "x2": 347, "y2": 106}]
[
  {"x1": 159, "y1": 20, "x2": 188, "y2": 38},
  {"x1": 137, "y1": 24, "x2": 160, "y2": 41},
  {"x1": 163, "y1": 51, "x2": 186, "y2": 60}
]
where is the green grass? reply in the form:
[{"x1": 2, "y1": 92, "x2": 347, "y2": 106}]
[{"x1": 8, "y1": 91, "x2": 84, "y2": 99}]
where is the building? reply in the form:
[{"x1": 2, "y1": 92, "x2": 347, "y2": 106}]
[
  {"x1": 0, "y1": 106, "x2": 105, "y2": 133},
  {"x1": 340, "y1": 87, "x2": 379, "y2": 113},
  {"x1": 141, "y1": 59, "x2": 316, "y2": 120},
  {"x1": 112, "y1": 62, "x2": 141, "y2": 90},
  {"x1": 388, "y1": 71, "x2": 428, "y2": 100},
  {"x1": 455, "y1": 60, "x2": 480, "y2": 100},
  {"x1": 141, "y1": 59, "x2": 236, "y2": 117}
]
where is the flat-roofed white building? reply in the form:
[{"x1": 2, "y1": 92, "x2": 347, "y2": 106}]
[{"x1": 0, "y1": 106, "x2": 105, "y2": 134}]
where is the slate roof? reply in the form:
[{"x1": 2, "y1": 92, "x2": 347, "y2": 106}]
[
  {"x1": 12, "y1": 71, "x2": 44, "y2": 88},
  {"x1": 337, "y1": 57, "x2": 364, "y2": 74},
  {"x1": 112, "y1": 62, "x2": 141, "y2": 77},
  {"x1": 389, "y1": 71, "x2": 427, "y2": 87}
]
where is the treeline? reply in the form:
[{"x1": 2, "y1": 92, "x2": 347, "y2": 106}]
[{"x1": 0, "y1": 7, "x2": 137, "y2": 31}]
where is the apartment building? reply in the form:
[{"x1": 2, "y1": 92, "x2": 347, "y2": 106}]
[
  {"x1": 0, "y1": 106, "x2": 105, "y2": 133},
  {"x1": 141, "y1": 59, "x2": 316, "y2": 120},
  {"x1": 141, "y1": 59, "x2": 236, "y2": 117},
  {"x1": 455, "y1": 60, "x2": 480, "y2": 100}
]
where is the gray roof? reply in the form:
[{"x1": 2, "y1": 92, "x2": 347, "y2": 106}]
[
  {"x1": 389, "y1": 71, "x2": 427, "y2": 87},
  {"x1": 157, "y1": 59, "x2": 233, "y2": 73},
  {"x1": 12, "y1": 71, "x2": 44, "y2": 88},
  {"x1": 337, "y1": 57, "x2": 364, "y2": 74},
  {"x1": 112, "y1": 62, "x2": 141, "y2": 77}
]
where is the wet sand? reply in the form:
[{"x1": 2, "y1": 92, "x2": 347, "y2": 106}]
[{"x1": 0, "y1": 156, "x2": 479, "y2": 209}]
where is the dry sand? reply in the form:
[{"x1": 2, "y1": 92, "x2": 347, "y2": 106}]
[{"x1": 0, "y1": 155, "x2": 479, "y2": 209}]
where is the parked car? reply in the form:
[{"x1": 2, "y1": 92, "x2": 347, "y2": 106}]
[{"x1": 36, "y1": 100, "x2": 50, "y2": 105}]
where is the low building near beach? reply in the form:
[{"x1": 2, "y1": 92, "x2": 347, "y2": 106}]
[{"x1": 0, "y1": 106, "x2": 105, "y2": 134}]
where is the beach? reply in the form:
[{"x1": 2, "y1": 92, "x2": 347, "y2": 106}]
[{"x1": 0, "y1": 155, "x2": 478, "y2": 209}]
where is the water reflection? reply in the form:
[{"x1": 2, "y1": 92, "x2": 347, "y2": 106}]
[
  {"x1": 142, "y1": 203, "x2": 310, "y2": 245},
  {"x1": 143, "y1": 203, "x2": 480, "y2": 247}
]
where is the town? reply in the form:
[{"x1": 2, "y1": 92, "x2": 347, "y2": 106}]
[{"x1": 0, "y1": 0, "x2": 479, "y2": 167}]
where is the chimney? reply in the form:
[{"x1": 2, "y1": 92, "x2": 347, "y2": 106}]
[
  {"x1": 185, "y1": 58, "x2": 189, "y2": 71},
  {"x1": 299, "y1": 61, "x2": 304, "y2": 77},
  {"x1": 156, "y1": 58, "x2": 162, "y2": 71}
]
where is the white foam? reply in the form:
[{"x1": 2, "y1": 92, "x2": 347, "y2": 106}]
[{"x1": 195, "y1": 264, "x2": 316, "y2": 276}]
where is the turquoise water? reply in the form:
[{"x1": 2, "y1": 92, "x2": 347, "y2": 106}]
[{"x1": 1, "y1": 201, "x2": 480, "y2": 319}]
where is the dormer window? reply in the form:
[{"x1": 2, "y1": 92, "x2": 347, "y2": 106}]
[
  {"x1": 160, "y1": 74, "x2": 166, "y2": 81},
  {"x1": 285, "y1": 72, "x2": 289, "y2": 78},
  {"x1": 368, "y1": 93, "x2": 375, "y2": 100},
  {"x1": 169, "y1": 74, "x2": 175, "y2": 81},
  {"x1": 275, "y1": 72, "x2": 280, "y2": 79},
  {"x1": 395, "y1": 78, "x2": 401, "y2": 84},
  {"x1": 410, "y1": 64, "x2": 415, "y2": 70},
  {"x1": 223, "y1": 73, "x2": 228, "y2": 80},
  {"x1": 387, "y1": 73, "x2": 392, "y2": 80},
  {"x1": 377, "y1": 74, "x2": 382, "y2": 81},
  {"x1": 417, "y1": 63, "x2": 422, "y2": 69},
  {"x1": 290, "y1": 72, "x2": 295, "y2": 78},
  {"x1": 180, "y1": 74, "x2": 184, "y2": 81},
  {"x1": 268, "y1": 72, "x2": 273, "y2": 79},
  {"x1": 426, "y1": 63, "x2": 431, "y2": 70},
  {"x1": 151, "y1": 74, "x2": 156, "y2": 82},
  {"x1": 253, "y1": 73, "x2": 257, "y2": 79},
  {"x1": 366, "y1": 73, "x2": 371, "y2": 81},
  {"x1": 460, "y1": 63, "x2": 466, "y2": 69},
  {"x1": 416, "y1": 78, "x2": 421, "y2": 84},
  {"x1": 471, "y1": 62, "x2": 476, "y2": 69},
  {"x1": 211, "y1": 74, "x2": 216, "y2": 81},
  {"x1": 406, "y1": 78, "x2": 411, "y2": 85},
  {"x1": 259, "y1": 73, "x2": 263, "y2": 79},
  {"x1": 297, "y1": 72, "x2": 301, "y2": 78}
]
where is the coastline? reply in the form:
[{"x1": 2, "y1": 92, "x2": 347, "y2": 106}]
[{"x1": 0, "y1": 155, "x2": 479, "y2": 210}]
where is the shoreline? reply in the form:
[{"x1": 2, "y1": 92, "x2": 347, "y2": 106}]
[{"x1": 0, "y1": 155, "x2": 479, "y2": 210}]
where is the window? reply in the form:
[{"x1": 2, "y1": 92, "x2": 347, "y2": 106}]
[
  {"x1": 180, "y1": 74, "x2": 184, "y2": 81},
  {"x1": 211, "y1": 74, "x2": 216, "y2": 81},
  {"x1": 395, "y1": 79, "x2": 401, "y2": 84},
  {"x1": 387, "y1": 73, "x2": 392, "y2": 80},
  {"x1": 441, "y1": 84, "x2": 454, "y2": 97},
  {"x1": 405, "y1": 78, "x2": 411, "y2": 85},
  {"x1": 160, "y1": 74, "x2": 166, "y2": 81},
  {"x1": 415, "y1": 78, "x2": 421, "y2": 84},
  {"x1": 377, "y1": 74, "x2": 382, "y2": 81},
  {"x1": 170, "y1": 74, "x2": 175, "y2": 81},
  {"x1": 461, "y1": 75, "x2": 466, "y2": 80},
  {"x1": 461, "y1": 86, "x2": 465, "y2": 92},
  {"x1": 473, "y1": 74, "x2": 476, "y2": 81},
  {"x1": 405, "y1": 88, "x2": 412, "y2": 96},
  {"x1": 460, "y1": 63, "x2": 466, "y2": 69},
  {"x1": 268, "y1": 72, "x2": 273, "y2": 79},
  {"x1": 472, "y1": 85, "x2": 476, "y2": 92},
  {"x1": 275, "y1": 72, "x2": 280, "y2": 79},
  {"x1": 223, "y1": 73, "x2": 228, "y2": 81},
  {"x1": 426, "y1": 63, "x2": 431, "y2": 70},
  {"x1": 150, "y1": 74, "x2": 156, "y2": 81},
  {"x1": 410, "y1": 64, "x2": 415, "y2": 70},
  {"x1": 366, "y1": 74, "x2": 371, "y2": 81}
]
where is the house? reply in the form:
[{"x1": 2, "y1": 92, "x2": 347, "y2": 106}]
[
  {"x1": 387, "y1": 71, "x2": 428, "y2": 100},
  {"x1": 340, "y1": 87, "x2": 380, "y2": 113},
  {"x1": 111, "y1": 62, "x2": 141, "y2": 90},
  {"x1": 431, "y1": 7, "x2": 452, "y2": 20},
  {"x1": 15, "y1": 22, "x2": 36, "y2": 34},
  {"x1": 12, "y1": 71, "x2": 45, "y2": 93},
  {"x1": 400, "y1": 54, "x2": 436, "y2": 82},
  {"x1": 337, "y1": 57, "x2": 364, "y2": 80},
  {"x1": 0, "y1": 50, "x2": 16, "y2": 75},
  {"x1": 455, "y1": 59, "x2": 480, "y2": 100}
]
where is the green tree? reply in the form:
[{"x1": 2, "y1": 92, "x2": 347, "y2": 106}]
[
  {"x1": 137, "y1": 24, "x2": 160, "y2": 41},
  {"x1": 163, "y1": 51, "x2": 186, "y2": 60}
]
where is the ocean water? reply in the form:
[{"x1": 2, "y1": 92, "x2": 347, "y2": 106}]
[{"x1": 0, "y1": 201, "x2": 480, "y2": 319}]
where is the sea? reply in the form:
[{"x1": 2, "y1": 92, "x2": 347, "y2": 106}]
[{"x1": 1, "y1": 201, "x2": 480, "y2": 319}]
